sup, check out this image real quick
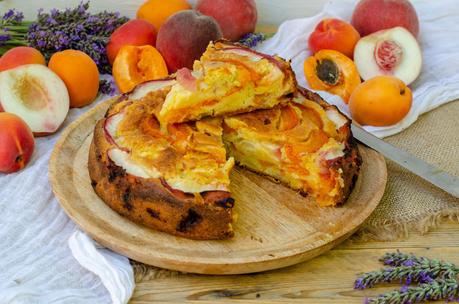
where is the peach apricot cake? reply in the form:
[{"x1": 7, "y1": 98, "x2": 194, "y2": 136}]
[{"x1": 88, "y1": 41, "x2": 361, "y2": 240}]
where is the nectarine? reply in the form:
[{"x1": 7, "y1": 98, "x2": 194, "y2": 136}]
[
  {"x1": 351, "y1": 0, "x2": 419, "y2": 37},
  {"x1": 156, "y1": 10, "x2": 222, "y2": 72},
  {"x1": 196, "y1": 0, "x2": 257, "y2": 41},
  {"x1": 106, "y1": 19, "x2": 157, "y2": 65},
  {"x1": 0, "y1": 47, "x2": 46, "y2": 72},
  {"x1": 0, "y1": 64, "x2": 69, "y2": 136},
  {"x1": 0, "y1": 113, "x2": 35, "y2": 173},
  {"x1": 349, "y1": 75, "x2": 412, "y2": 126},
  {"x1": 308, "y1": 19, "x2": 360, "y2": 59},
  {"x1": 354, "y1": 27, "x2": 422, "y2": 85}
]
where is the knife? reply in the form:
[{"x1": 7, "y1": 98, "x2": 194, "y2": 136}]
[{"x1": 351, "y1": 124, "x2": 459, "y2": 198}]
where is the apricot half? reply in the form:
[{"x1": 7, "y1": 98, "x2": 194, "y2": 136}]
[
  {"x1": 113, "y1": 45, "x2": 168, "y2": 93},
  {"x1": 304, "y1": 49, "x2": 361, "y2": 103}
]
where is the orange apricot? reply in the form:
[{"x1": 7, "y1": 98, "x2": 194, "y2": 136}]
[
  {"x1": 137, "y1": 0, "x2": 191, "y2": 30},
  {"x1": 0, "y1": 46, "x2": 46, "y2": 72},
  {"x1": 349, "y1": 75, "x2": 412, "y2": 126},
  {"x1": 48, "y1": 50, "x2": 99, "y2": 108},
  {"x1": 304, "y1": 49, "x2": 361, "y2": 103},
  {"x1": 308, "y1": 18, "x2": 360, "y2": 59},
  {"x1": 113, "y1": 45, "x2": 168, "y2": 93}
]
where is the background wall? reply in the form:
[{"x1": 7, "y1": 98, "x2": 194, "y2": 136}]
[{"x1": 0, "y1": 0, "x2": 327, "y2": 25}]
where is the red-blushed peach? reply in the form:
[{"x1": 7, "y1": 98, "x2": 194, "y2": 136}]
[
  {"x1": 106, "y1": 19, "x2": 157, "y2": 65},
  {"x1": 156, "y1": 10, "x2": 222, "y2": 72},
  {"x1": 0, "y1": 47, "x2": 46, "y2": 72},
  {"x1": 196, "y1": 0, "x2": 257, "y2": 41},
  {"x1": 309, "y1": 19, "x2": 360, "y2": 59},
  {"x1": 351, "y1": 0, "x2": 419, "y2": 37},
  {"x1": 0, "y1": 112, "x2": 35, "y2": 173}
]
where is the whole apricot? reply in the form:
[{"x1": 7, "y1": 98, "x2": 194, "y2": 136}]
[
  {"x1": 352, "y1": 0, "x2": 419, "y2": 37},
  {"x1": 156, "y1": 10, "x2": 222, "y2": 72},
  {"x1": 308, "y1": 19, "x2": 360, "y2": 59},
  {"x1": 0, "y1": 47, "x2": 46, "y2": 72},
  {"x1": 0, "y1": 113, "x2": 35, "y2": 173},
  {"x1": 137, "y1": 0, "x2": 191, "y2": 30},
  {"x1": 106, "y1": 19, "x2": 157, "y2": 65},
  {"x1": 48, "y1": 50, "x2": 99, "y2": 108},
  {"x1": 113, "y1": 45, "x2": 168, "y2": 93},
  {"x1": 349, "y1": 75, "x2": 412, "y2": 126},
  {"x1": 196, "y1": 0, "x2": 257, "y2": 41}
]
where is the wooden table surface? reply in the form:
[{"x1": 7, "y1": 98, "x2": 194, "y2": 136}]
[
  {"x1": 4, "y1": 1, "x2": 454, "y2": 302},
  {"x1": 130, "y1": 221, "x2": 459, "y2": 303}
]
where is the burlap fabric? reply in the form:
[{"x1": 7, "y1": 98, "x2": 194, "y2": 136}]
[
  {"x1": 132, "y1": 100, "x2": 459, "y2": 281},
  {"x1": 359, "y1": 99, "x2": 459, "y2": 240}
]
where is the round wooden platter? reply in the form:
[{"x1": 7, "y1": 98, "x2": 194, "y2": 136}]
[{"x1": 49, "y1": 98, "x2": 387, "y2": 275}]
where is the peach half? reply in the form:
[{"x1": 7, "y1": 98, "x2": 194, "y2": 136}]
[
  {"x1": 0, "y1": 64, "x2": 70, "y2": 136},
  {"x1": 354, "y1": 27, "x2": 422, "y2": 85}
]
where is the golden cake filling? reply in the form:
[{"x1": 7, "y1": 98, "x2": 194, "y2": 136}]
[
  {"x1": 105, "y1": 96, "x2": 234, "y2": 194},
  {"x1": 223, "y1": 93, "x2": 349, "y2": 206},
  {"x1": 158, "y1": 41, "x2": 295, "y2": 124}
]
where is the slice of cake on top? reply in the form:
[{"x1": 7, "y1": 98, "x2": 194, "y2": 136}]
[
  {"x1": 222, "y1": 87, "x2": 361, "y2": 206},
  {"x1": 158, "y1": 40, "x2": 296, "y2": 125}
]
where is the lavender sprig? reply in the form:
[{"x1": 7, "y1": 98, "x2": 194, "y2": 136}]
[
  {"x1": 238, "y1": 32, "x2": 267, "y2": 48},
  {"x1": 356, "y1": 252, "x2": 459, "y2": 289},
  {"x1": 99, "y1": 78, "x2": 118, "y2": 96},
  {"x1": 366, "y1": 279, "x2": 459, "y2": 304},
  {"x1": 27, "y1": 2, "x2": 128, "y2": 74}
]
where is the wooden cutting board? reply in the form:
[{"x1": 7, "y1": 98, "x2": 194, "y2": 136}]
[{"x1": 49, "y1": 98, "x2": 387, "y2": 275}]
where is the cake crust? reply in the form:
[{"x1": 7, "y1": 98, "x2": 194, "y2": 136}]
[{"x1": 88, "y1": 99, "x2": 235, "y2": 240}]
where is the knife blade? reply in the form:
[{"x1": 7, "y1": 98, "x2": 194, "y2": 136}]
[{"x1": 351, "y1": 124, "x2": 459, "y2": 198}]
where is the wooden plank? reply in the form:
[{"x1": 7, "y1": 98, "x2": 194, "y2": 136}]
[{"x1": 131, "y1": 244, "x2": 459, "y2": 303}]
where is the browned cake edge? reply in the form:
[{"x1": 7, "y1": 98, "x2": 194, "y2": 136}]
[
  {"x1": 88, "y1": 108, "x2": 235, "y2": 240},
  {"x1": 298, "y1": 87, "x2": 362, "y2": 205}
]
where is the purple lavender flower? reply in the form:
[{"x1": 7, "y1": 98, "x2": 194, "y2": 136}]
[
  {"x1": 238, "y1": 33, "x2": 266, "y2": 48},
  {"x1": 99, "y1": 78, "x2": 118, "y2": 96}
]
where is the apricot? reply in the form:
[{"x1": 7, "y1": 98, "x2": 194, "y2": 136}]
[
  {"x1": 106, "y1": 19, "x2": 157, "y2": 65},
  {"x1": 0, "y1": 47, "x2": 46, "y2": 72},
  {"x1": 0, "y1": 113, "x2": 35, "y2": 173},
  {"x1": 137, "y1": 0, "x2": 191, "y2": 31},
  {"x1": 352, "y1": 0, "x2": 419, "y2": 37},
  {"x1": 196, "y1": 0, "x2": 257, "y2": 41},
  {"x1": 48, "y1": 50, "x2": 99, "y2": 108},
  {"x1": 349, "y1": 75, "x2": 412, "y2": 126},
  {"x1": 113, "y1": 45, "x2": 168, "y2": 93},
  {"x1": 0, "y1": 64, "x2": 69, "y2": 136},
  {"x1": 308, "y1": 19, "x2": 360, "y2": 59},
  {"x1": 156, "y1": 10, "x2": 222, "y2": 72},
  {"x1": 304, "y1": 50, "x2": 361, "y2": 103}
]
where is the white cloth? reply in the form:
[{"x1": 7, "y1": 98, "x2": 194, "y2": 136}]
[
  {"x1": 257, "y1": 0, "x2": 459, "y2": 138},
  {"x1": 0, "y1": 94, "x2": 134, "y2": 304},
  {"x1": 2, "y1": 1, "x2": 459, "y2": 303}
]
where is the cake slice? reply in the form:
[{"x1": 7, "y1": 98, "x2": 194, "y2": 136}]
[
  {"x1": 89, "y1": 79, "x2": 236, "y2": 239},
  {"x1": 158, "y1": 40, "x2": 296, "y2": 125},
  {"x1": 222, "y1": 88, "x2": 361, "y2": 206}
]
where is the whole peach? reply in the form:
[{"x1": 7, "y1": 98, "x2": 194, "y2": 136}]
[
  {"x1": 0, "y1": 47, "x2": 46, "y2": 72},
  {"x1": 106, "y1": 19, "x2": 157, "y2": 65},
  {"x1": 0, "y1": 113, "x2": 35, "y2": 173},
  {"x1": 309, "y1": 19, "x2": 360, "y2": 58},
  {"x1": 196, "y1": 0, "x2": 257, "y2": 41},
  {"x1": 156, "y1": 10, "x2": 222, "y2": 72},
  {"x1": 351, "y1": 0, "x2": 419, "y2": 37}
]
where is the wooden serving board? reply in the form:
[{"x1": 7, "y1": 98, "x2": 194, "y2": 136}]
[{"x1": 49, "y1": 98, "x2": 387, "y2": 275}]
